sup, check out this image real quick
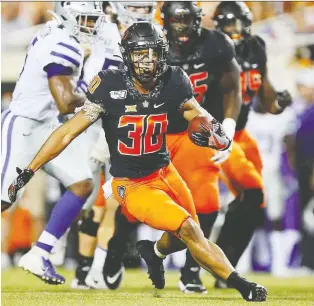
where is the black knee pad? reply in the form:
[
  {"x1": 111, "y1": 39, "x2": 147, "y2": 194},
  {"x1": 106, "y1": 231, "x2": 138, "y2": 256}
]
[
  {"x1": 1, "y1": 201, "x2": 12, "y2": 212},
  {"x1": 78, "y1": 209, "x2": 100, "y2": 237},
  {"x1": 242, "y1": 188, "x2": 264, "y2": 209}
]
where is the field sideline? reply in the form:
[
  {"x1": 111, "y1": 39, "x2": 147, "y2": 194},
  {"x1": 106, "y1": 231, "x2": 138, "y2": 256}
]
[{"x1": 2, "y1": 268, "x2": 314, "y2": 306}]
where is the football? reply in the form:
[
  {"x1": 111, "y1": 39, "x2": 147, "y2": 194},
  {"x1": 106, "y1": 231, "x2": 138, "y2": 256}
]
[{"x1": 187, "y1": 115, "x2": 213, "y2": 143}]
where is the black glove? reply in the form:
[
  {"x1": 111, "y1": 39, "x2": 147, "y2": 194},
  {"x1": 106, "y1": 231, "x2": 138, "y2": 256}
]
[
  {"x1": 8, "y1": 167, "x2": 34, "y2": 203},
  {"x1": 190, "y1": 132, "x2": 210, "y2": 147},
  {"x1": 277, "y1": 90, "x2": 292, "y2": 109}
]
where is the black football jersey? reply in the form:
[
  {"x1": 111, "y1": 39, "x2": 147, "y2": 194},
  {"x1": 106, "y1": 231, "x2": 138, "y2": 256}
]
[
  {"x1": 167, "y1": 28, "x2": 235, "y2": 134},
  {"x1": 85, "y1": 66, "x2": 193, "y2": 178},
  {"x1": 235, "y1": 35, "x2": 267, "y2": 130}
]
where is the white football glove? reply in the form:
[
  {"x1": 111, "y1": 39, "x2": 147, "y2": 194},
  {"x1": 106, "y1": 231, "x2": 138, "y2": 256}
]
[{"x1": 210, "y1": 142, "x2": 232, "y2": 164}]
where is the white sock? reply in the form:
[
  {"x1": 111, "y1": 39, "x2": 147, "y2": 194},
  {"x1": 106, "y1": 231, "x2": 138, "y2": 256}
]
[
  {"x1": 37, "y1": 231, "x2": 58, "y2": 250},
  {"x1": 91, "y1": 246, "x2": 107, "y2": 272},
  {"x1": 270, "y1": 231, "x2": 287, "y2": 274},
  {"x1": 31, "y1": 245, "x2": 49, "y2": 259},
  {"x1": 154, "y1": 242, "x2": 166, "y2": 259}
]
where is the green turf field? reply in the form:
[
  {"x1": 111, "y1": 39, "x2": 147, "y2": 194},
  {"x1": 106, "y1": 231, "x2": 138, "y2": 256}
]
[{"x1": 2, "y1": 268, "x2": 314, "y2": 306}]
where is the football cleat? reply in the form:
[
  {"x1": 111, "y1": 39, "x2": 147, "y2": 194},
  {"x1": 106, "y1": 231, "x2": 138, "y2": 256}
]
[
  {"x1": 18, "y1": 251, "x2": 65, "y2": 285},
  {"x1": 71, "y1": 278, "x2": 92, "y2": 290},
  {"x1": 71, "y1": 261, "x2": 93, "y2": 289},
  {"x1": 243, "y1": 283, "x2": 268, "y2": 302},
  {"x1": 103, "y1": 250, "x2": 124, "y2": 290},
  {"x1": 136, "y1": 240, "x2": 165, "y2": 290},
  {"x1": 178, "y1": 267, "x2": 207, "y2": 294},
  {"x1": 214, "y1": 278, "x2": 232, "y2": 289}
]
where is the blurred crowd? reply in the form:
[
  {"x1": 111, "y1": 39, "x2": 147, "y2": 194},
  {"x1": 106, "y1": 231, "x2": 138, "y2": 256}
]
[{"x1": 1, "y1": 2, "x2": 314, "y2": 275}]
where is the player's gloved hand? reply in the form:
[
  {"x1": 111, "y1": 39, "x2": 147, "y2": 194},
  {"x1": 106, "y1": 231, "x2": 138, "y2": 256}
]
[
  {"x1": 276, "y1": 90, "x2": 292, "y2": 109},
  {"x1": 210, "y1": 142, "x2": 233, "y2": 164},
  {"x1": 8, "y1": 167, "x2": 34, "y2": 203},
  {"x1": 191, "y1": 118, "x2": 231, "y2": 151}
]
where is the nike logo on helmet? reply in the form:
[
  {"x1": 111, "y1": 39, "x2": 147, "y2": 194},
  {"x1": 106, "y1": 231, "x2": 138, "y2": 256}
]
[{"x1": 106, "y1": 267, "x2": 124, "y2": 284}]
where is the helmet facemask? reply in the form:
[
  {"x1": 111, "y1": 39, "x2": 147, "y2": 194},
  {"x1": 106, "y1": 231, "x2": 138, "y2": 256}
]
[
  {"x1": 162, "y1": 3, "x2": 202, "y2": 50},
  {"x1": 55, "y1": 2, "x2": 108, "y2": 44},
  {"x1": 168, "y1": 14, "x2": 195, "y2": 45},
  {"x1": 74, "y1": 13, "x2": 108, "y2": 44},
  {"x1": 214, "y1": 13, "x2": 245, "y2": 44},
  {"x1": 121, "y1": 44, "x2": 168, "y2": 83}
]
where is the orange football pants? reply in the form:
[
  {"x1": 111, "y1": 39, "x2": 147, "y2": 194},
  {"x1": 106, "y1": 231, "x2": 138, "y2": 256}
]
[
  {"x1": 166, "y1": 131, "x2": 220, "y2": 214},
  {"x1": 111, "y1": 162, "x2": 198, "y2": 233},
  {"x1": 220, "y1": 129, "x2": 263, "y2": 196},
  {"x1": 94, "y1": 171, "x2": 106, "y2": 207}
]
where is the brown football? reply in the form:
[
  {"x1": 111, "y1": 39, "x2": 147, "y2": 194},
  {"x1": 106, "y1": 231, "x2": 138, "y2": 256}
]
[{"x1": 188, "y1": 115, "x2": 212, "y2": 143}]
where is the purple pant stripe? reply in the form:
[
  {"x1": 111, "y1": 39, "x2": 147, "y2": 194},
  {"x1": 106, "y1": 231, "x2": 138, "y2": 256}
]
[
  {"x1": 1, "y1": 114, "x2": 17, "y2": 193},
  {"x1": 1, "y1": 110, "x2": 11, "y2": 159},
  {"x1": 1, "y1": 109, "x2": 10, "y2": 132}
]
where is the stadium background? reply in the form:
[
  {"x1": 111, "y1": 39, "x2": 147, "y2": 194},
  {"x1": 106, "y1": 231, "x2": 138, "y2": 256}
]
[{"x1": 1, "y1": 1, "x2": 314, "y2": 276}]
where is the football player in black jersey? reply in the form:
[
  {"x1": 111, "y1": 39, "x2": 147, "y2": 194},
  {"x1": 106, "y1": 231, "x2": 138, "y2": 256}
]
[
  {"x1": 161, "y1": 1, "x2": 266, "y2": 293},
  {"x1": 212, "y1": 1, "x2": 292, "y2": 289},
  {"x1": 8, "y1": 21, "x2": 267, "y2": 302}
]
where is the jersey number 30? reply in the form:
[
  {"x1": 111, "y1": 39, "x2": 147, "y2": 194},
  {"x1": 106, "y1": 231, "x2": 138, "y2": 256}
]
[{"x1": 118, "y1": 114, "x2": 168, "y2": 156}]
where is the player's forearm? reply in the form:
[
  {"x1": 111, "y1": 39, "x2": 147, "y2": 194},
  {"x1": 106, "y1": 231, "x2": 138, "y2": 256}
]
[
  {"x1": 28, "y1": 127, "x2": 74, "y2": 172},
  {"x1": 49, "y1": 76, "x2": 86, "y2": 115},
  {"x1": 56, "y1": 90, "x2": 85, "y2": 115},
  {"x1": 259, "y1": 71, "x2": 279, "y2": 114}
]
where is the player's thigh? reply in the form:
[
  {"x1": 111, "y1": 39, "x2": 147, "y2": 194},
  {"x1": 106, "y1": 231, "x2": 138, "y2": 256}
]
[
  {"x1": 44, "y1": 132, "x2": 92, "y2": 187},
  {"x1": 81, "y1": 161, "x2": 102, "y2": 210},
  {"x1": 235, "y1": 129, "x2": 263, "y2": 174},
  {"x1": 221, "y1": 141, "x2": 263, "y2": 193},
  {"x1": 167, "y1": 133, "x2": 220, "y2": 214},
  {"x1": 112, "y1": 178, "x2": 191, "y2": 233},
  {"x1": 1, "y1": 113, "x2": 38, "y2": 202},
  {"x1": 184, "y1": 167, "x2": 220, "y2": 214},
  {"x1": 162, "y1": 163, "x2": 199, "y2": 221}
]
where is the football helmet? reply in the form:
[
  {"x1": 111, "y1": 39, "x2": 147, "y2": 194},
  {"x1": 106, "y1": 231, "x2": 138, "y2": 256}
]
[
  {"x1": 213, "y1": 2, "x2": 252, "y2": 44},
  {"x1": 120, "y1": 22, "x2": 168, "y2": 83},
  {"x1": 161, "y1": 2, "x2": 202, "y2": 47},
  {"x1": 54, "y1": 1, "x2": 108, "y2": 43},
  {"x1": 112, "y1": 2, "x2": 157, "y2": 28}
]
